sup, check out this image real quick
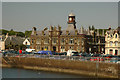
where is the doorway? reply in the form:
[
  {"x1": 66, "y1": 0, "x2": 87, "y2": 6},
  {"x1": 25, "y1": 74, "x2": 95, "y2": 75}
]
[
  {"x1": 109, "y1": 49, "x2": 113, "y2": 55},
  {"x1": 53, "y1": 46, "x2": 56, "y2": 52},
  {"x1": 115, "y1": 50, "x2": 118, "y2": 55}
]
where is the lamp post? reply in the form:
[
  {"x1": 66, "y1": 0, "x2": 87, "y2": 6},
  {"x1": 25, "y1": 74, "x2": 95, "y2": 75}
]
[
  {"x1": 102, "y1": 48, "x2": 104, "y2": 53},
  {"x1": 89, "y1": 48, "x2": 91, "y2": 54}
]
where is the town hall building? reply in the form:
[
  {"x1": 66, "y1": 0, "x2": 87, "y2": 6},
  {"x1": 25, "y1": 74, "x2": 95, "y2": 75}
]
[{"x1": 30, "y1": 13, "x2": 105, "y2": 53}]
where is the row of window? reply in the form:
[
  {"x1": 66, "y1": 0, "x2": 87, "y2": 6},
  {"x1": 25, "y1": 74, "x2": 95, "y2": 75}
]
[
  {"x1": 37, "y1": 46, "x2": 83, "y2": 50},
  {"x1": 109, "y1": 41, "x2": 119, "y2": 46},
  {"x1": 107, "y1": 34, "x2": 118, "y2": 38},
  {"x1": 36, "y1": 38, "x2": 84, "y2": 44}
]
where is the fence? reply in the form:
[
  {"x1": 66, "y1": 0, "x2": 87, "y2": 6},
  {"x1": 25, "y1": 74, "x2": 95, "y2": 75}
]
[{"x1": 3, "y1": 53, "x2": 119, "y2": 64}]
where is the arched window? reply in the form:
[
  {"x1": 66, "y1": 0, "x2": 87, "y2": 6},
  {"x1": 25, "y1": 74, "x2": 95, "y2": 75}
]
[
  {"x1": 25, "y1": 42, "x2": 27, "y2": 45},
  {"x1": 111, "y1": 35, "x2": 112, "y2": 38},
  {"x1": 115, "y1": 41, "x2": 118, "y2": 46},
  {"x1": 110, "y1": 41, "x2": 113, "y2": 46},
  {"x1": 115, "y1": 34, "x2": 117, "y2": 38}
]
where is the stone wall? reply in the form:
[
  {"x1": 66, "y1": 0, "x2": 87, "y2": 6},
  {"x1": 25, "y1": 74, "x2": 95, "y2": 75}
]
[{"x1": 2, "y1": 57, "x2": 119, "y2": 78}]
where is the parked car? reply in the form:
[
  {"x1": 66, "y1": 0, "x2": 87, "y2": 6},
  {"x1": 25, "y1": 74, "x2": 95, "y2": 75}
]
[
  {"x1": 92, "y1": 54, "x2": 101, "y2": 57},
  {"x1": 90, "y1": 57, "x2": 103, "y2": 61}
]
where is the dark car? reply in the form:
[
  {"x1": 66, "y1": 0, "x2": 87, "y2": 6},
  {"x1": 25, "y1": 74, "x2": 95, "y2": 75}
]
[
  {"x1": 92, "y1": 54, "x2": 101, "y2": 57},
  {"x1": 53, "y1": 52, "x2": 67, "y2": 55}
]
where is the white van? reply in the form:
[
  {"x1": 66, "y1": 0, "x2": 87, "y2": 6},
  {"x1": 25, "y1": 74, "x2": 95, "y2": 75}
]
[
  {"x1": 67, "y1": 50, "x2": 77, "y2": 56},
  {"x1": 26, "y1": 49, "x2": 35, "y2": 52}
]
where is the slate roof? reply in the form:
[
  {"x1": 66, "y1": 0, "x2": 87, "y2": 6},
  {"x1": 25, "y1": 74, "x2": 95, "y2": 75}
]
[
  {"x1": 116, "y1": 26, "x2": 120, "y2": 31},
  {"x1": 66, "y1": 24, "x2": 77, "y2": 35},
  {"x1": 36, "y1": 30, "x2": 49, "y2": 36},
  {"x1": 5, "y1": 36, "x2": 25, "y2": 45}
]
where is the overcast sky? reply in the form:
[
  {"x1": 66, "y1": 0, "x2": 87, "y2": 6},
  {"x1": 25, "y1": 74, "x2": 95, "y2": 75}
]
[{"x1": 2, "y1": 2, "x2": 118, "y2": 32}]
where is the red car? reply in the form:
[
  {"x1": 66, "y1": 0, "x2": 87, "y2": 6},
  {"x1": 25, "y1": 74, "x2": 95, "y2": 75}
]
[{"x1": 90, "y1": 57, "x2": 103, "y2": 61}]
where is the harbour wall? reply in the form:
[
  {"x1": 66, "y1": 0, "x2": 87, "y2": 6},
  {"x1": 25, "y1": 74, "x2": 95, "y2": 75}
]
[{"x1": 1, "y1": 57, "x2": 120, "y2": 78}]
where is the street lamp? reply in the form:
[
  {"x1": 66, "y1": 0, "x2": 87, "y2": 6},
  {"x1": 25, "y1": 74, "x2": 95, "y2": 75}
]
[
  {"x1": 89, "y1": 48, "x2": 91, "y2": 54},
  {"x1": 102, "y1": 48, "x2": 104, "y2": 54}
]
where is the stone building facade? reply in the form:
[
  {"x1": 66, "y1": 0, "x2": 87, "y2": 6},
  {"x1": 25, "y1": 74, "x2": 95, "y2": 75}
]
[
  {"x1": 105, "y1": 26, "x2": 120, "y2": 55},
  {"x1": 30, "y1": 13, "x2": 105, "y2": 53}
]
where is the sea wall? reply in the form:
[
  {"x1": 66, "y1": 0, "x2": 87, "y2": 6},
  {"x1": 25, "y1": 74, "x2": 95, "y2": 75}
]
[{"x1": 2, "y1": 57, "x2": 120, "y2": 78}]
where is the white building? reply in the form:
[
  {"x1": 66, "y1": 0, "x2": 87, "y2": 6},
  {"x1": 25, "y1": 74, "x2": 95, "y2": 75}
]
[
  {"x1": 105, "y1": 26, "x2": 120, "y2": 55},
  {"x1": 23, "y1": 38, "x2": 31, "y2": 48},
  {"x1": 0, "y1": 33, "x2": 8, "y2": 50}
]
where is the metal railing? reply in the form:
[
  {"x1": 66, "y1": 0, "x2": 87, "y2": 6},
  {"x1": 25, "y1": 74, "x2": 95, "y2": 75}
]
[{"x1": 2, "y1": 53, "x2": 119, "y2": 64}]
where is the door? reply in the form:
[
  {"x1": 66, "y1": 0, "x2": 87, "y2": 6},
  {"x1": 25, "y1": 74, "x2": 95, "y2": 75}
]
[
  {"x1": 115, "y1": 50, "x2": 118, "y2": 55},
  {"x1": 53, "y1": 46, "x2": 56, "y2": 52},
  {"x1": 109, "y1": 49, "x2": 113, "y2": 55}
]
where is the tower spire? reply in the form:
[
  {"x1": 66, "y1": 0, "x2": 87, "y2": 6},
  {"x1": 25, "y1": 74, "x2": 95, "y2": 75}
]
[{"x1": 67, "y1": 12, "x2": 76, "y2": 29}]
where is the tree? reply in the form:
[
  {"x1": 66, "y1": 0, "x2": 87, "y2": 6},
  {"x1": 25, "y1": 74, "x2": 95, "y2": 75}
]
[
  {"x1": 91, "y1": 25, "x2": 95, "y2": 30},
  {"x1": 16, "y1": 32, "x2": 25, "y2": 37},
  {"x1": 1, "y1": 29, "x2": 9, "y2": 35},
  {"x1": 9, "y1": 29, "x2": 16, "y2": 36},
  {"x1": 25, "y1": 31, "x2": 32, "y2": 37}
]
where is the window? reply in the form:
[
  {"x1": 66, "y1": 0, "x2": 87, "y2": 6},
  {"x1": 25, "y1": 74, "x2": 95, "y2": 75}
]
[
  {"x1": 61, "y1": 46, "x2": 65, "y2": 52},
  {"x1": 110, "y1": 41, "x2": 113, "y2": 46},
  {"x1": 45, "y1": 46, "x2": 48, "y2": 50},
  {"x1": 78, "y1": 46, "x2": 80, "y2": 50},
  {"x1": 69, "y1": 46, "x2": 74, "y2": 50},
  {"x1": 37, "y1": 46, "x2": 40, "y2": 50},
  {"x1": 61, "y1": 38, "x2": 65, "y2": 43},
  {"x1": 111, "y1": 35, "x2": 112, "y2": 38},
  {"x1": 53, "y1": 38, "x2": 56, "y2": 44},
  {"x1": 32, "y1": 39, "x2": 34, "y2": 44},
  {"x1": 115, "y1": 34, "x2": 117, "y2": 38},
  {"x1": 25, "y1": 42, "x2": 27, "y2": 45},
  {"x1": 36, "y1": 39, "x2": 41, "y2": 44},
  {"x1": 82, "y1": 40, "x2": 84, "y2": 45},
  {"x1": 44, "y1": 39, "x2": 49, "y2": 44},
  {"x1": 69, "y1": 38, "x2": 74, "y2": 44},
  {"x1": 61, "y1": 46, "x2": 65, "y2": 49},
  {"x1": 115, "y1": 41, "x2": 118, "y2": 46}
]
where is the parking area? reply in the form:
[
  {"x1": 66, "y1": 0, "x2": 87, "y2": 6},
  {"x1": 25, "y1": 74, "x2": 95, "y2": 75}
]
[{"x1": 1, "y1": 53, "x2": 119, "y2": 64}]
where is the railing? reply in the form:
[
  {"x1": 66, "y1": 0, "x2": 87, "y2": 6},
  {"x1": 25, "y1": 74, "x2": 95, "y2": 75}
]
[{"x1": 2, "y1": 54, "x2": 119, "y2": 64}]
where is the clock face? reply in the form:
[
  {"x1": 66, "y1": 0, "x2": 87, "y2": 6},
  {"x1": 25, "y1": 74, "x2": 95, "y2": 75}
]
[{"x1": 69, "y1": 18, "x2": 72, "y2": 21}]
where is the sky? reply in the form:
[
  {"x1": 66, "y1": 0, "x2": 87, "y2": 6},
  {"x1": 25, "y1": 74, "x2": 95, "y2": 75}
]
[{"x1": 2, "y1": 2, "x2": 118, "y2": 32}]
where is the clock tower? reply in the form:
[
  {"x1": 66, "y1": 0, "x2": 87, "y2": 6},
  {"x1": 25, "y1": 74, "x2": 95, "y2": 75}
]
[{"x1": 67, "y1": 13, "x2": 76, "y2": 29}]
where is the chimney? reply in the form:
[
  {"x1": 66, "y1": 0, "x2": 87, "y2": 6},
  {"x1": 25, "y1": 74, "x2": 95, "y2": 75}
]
[
  {"x1": 80, "y1": 26, "x2": 84, "y2": 34},
  {"x1": 58, "y1": 25, "x2": 61, "y2": 31},
  {"x1": 50, "y1": 26, "x2": 53, "y2": 31},
  {"x1": 87, "y1": 29, "x2": 90, "y2": 35},
  {"x1": 108, "y1": 26, "x2": 111, "y2": 30},
  {"x1": 102, "y1": 29, "x2": 104, "y2": 36},
  {"x1": 75, "y1": 30, "x2": 78, "y2": 35},
  {"x1": 42, "y1": 31, "x2": 44, "y2": 35},
  {"x1": 32, "y1": 27, "x2": 37, "y2": 35},
  {"x1": 97, "y1": 29, "x2": 99, "y2": 36},
  {"x1": 54, "y1": 26, "x2": 56, "y2": 30},
  {"x1": 66, "y1": 30, "x2": 69, "y2": 35}
]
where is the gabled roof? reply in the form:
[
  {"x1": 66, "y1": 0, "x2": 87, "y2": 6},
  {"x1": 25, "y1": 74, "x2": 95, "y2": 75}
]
[{"x1": 5, "y1": 36, "x2": 25, "y2": 45}]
